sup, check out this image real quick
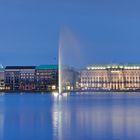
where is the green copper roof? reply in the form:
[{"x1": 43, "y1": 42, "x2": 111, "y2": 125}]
[
  {"x1": 36, "y1": 65, "x2": 58, "y2": 70},
  {"x1": 0, "y1": 68, "x2": 4, "y2": 72}
]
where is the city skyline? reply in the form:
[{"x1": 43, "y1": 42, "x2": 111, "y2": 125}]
[{"x1": 1, "y1": 63, "x2": 140, "y2": 92}]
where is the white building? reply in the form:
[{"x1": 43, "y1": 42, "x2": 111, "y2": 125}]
[{"x1": 80, "y1": 65, "x2": 140, "y2": 91}]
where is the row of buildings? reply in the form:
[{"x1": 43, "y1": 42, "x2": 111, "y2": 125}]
[
  {"x1": 1, "y1": 64, "x2": 140, "y2": 92},
  {"x1": 0, "y1": 65, "x2": 58, "y2": 92},
  {"x1": 58, "y1": 64, "x2": 140, "y2": 92}
]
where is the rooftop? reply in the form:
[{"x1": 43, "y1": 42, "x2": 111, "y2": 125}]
[
  {"x1": 87, "y1": 64, "x2": 140, "y2": 70},
  {"x1": 5, "y1": 66, "x2": 36, "y2": 69},
  {"x1": 36, "y1": 65, "x2": 58, "y2": 70},
  {"x1": 0, "y1": 68, "x2": 4, "y2": 72}
]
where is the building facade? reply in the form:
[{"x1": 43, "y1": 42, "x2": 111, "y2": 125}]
[
  {"x1": 0, "y1": 67, "x2": 5, "y2": 90},
  {"x1": 5, "y1": 66, "x2": 36, "y2": 91},
  {"x1": 80, "y1": 65, "x2": 140, "y2": 91},
  {"x1": 35, "y1": 65, "x2": 58, "y2": 91},
  {"x1": 19, "y1": 67, "x2": 36, "y2": 91}
]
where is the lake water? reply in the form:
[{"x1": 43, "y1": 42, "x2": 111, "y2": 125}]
[{"x1": 0, "y1": 92, "x2": 140, "y2": 140}]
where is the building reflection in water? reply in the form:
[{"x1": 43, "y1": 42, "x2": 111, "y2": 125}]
[
  {"x1": 0, "y1": 94, "x2": 54, "y2": 140},
  {"x1": 0, "y1": 94, "x2": 139, "y2": 140},
  {"x1": 0, "y1": 95, "x2": 5, "y2": 140},
  {"x1": 52, "y1": 93, "x2": 140, "y2": 140}
]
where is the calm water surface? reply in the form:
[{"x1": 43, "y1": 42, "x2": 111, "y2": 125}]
[{"x1": 0, "y1": 92, "x2": 140, "y2": 140}]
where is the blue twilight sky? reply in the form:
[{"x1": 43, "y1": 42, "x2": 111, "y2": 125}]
[{"x1": 0, "y1": 0, "x2": 140, "y2": 67}]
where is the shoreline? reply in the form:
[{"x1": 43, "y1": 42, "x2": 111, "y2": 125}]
[
  {"x1": 0, "y1": 90, "x2": 140, "y2": 94},
  {"x1": 0, "y1": 90, "x2": 56, "y2": 93}
]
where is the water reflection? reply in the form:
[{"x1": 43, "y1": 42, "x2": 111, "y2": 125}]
[
  {"x1": 0, "y1": 94, "x2": 54, "y2": 140},
  {"x1": 0, "y1": 93, "x2": 139, "y2": 140},
  {"x1": 52, "y1": 93, "x2": 140, "y2": 140},
  {"x1": 52, "y1": 93, "x2": 68, "y2": 140}
]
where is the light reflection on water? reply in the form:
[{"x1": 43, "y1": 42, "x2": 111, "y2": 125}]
[
  {"x1": 52, "y1": 93, "x2": 140, "y2": 140},
  {"x1": 0, "y1": 93, "x2": 139, "y2": 140}
]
